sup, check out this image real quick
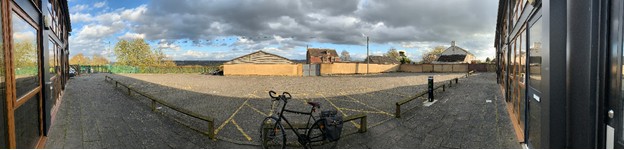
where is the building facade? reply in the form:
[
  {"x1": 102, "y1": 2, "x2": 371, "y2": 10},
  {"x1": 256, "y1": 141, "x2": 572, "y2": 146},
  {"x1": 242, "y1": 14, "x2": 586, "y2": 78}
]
[
  {"x1": 225, "y1": 51, "x2": 294, "y2": 64},
  {"x1": 306, "y1": 48, "x2": 340, "y2": 64},
  {"x1": 434, "y1": 41, "x2": 475, "y2": 64},
  {"x1": 0, "y1": 0, "x2": 71, "y2": 148},
  {"x1": 495, "y1": 0, "x2": 624, "y2": 148}
]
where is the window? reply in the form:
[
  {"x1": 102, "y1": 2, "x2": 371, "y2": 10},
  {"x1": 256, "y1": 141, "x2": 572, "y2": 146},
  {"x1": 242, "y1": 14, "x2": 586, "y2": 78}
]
[
  {"x1": 529, "y1": 16, "x2": 542, "y2": 92},
  {"x1": 12, "y1": 12, "x2": 39, "y2": 100}
]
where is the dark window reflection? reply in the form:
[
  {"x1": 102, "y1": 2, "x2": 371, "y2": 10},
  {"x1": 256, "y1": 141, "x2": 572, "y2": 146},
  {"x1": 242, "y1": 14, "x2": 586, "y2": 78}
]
[
  {"x1": 14, "y1": 95, "x2": 40, "y2": 148},
  {"x1": 12, "y1": 12, "x2": 39, "y2": 99},
  {"x1": 529, "y1": 17, "x2": 542, "y2": 92}
]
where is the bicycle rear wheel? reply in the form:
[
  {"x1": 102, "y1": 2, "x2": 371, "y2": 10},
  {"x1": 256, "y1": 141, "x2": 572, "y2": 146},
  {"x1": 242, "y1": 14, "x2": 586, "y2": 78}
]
[
  {"x1": 307, "y1": 119, "x2": 338, "y2": 148},
  {"x1": 260, "y1": 117, "x2": 286, "y2": 149}
]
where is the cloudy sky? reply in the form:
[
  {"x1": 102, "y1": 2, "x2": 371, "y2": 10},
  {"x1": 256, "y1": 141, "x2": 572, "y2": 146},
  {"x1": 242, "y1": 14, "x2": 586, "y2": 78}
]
[{"x1": 69, "y1": 0, "x2": 499, "y2": 62}]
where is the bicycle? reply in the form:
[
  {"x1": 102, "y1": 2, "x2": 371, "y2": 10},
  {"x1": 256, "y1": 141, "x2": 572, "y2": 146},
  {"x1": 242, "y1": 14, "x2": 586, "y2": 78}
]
[{"x1": 259, "y1": 91, "x2": 341, "y2": 149}]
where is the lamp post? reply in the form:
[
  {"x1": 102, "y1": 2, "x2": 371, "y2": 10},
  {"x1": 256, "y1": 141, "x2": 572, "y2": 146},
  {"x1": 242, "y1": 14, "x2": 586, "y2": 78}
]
[{"x1": 366, "y1": 36, "x2": 369, "y2": 75}]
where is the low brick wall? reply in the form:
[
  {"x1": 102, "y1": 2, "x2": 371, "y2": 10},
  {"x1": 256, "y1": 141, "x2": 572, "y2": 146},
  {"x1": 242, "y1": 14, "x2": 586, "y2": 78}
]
[
  {"x1": 320, "y1": 63, "x2": 400, "y2": 75},
  {"x1": 224, "y1": 64, "x2": 302, "y2": 76}
]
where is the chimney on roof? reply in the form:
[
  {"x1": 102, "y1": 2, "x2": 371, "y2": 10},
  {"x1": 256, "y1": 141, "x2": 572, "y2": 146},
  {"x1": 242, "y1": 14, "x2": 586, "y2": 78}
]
[{"x1": 451, "y1": 41, "x2": 456, "y2": 47}]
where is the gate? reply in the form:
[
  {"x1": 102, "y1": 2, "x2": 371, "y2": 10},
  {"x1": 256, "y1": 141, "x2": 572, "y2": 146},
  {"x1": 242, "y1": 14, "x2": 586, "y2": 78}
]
[{"x1": 303, "y1": 64, "x2": 320, "y2": 76}]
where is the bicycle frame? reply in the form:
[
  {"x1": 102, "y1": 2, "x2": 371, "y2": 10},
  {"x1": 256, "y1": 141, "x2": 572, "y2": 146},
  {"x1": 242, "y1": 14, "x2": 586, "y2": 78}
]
[{"x1": 271, "y1": 95, "x2": 318, "y2": 146}]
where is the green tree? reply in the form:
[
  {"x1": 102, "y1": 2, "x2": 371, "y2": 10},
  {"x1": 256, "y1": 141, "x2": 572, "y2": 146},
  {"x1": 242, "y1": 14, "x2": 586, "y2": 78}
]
[
  {"x1": 114, "y1": 38, "x2": 176, "y2": 67},
  {"x1": 384, "y1": 48, "x2": 400, "y2": 61},
  {"x1": 421, "y1": 46, "x2": 446, "y2": 64},
  {"x1": 69, "y1": 53, "x2": 91, "y2": 65},
  {"x1": 114, "y1": 39, "x2": 156, "y2": 66},
  {"x1": 485, "y1": 57, "x2": 491, "y2": 63}
]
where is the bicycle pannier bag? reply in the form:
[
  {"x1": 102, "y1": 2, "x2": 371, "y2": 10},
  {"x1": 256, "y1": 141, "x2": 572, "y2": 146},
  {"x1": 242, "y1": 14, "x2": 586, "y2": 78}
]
[{"x1": 320, "y1": 110, "x2": 343, "y2": 141}]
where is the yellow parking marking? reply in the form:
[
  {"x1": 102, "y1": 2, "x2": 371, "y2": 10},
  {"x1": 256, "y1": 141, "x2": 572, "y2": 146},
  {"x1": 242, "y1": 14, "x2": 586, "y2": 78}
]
[
  {"x1": 339, "y1": 107, "x2": 392, "y2": 115},
  {"x1": 231, "y1": 119, "x2": 253, "y2": 141},
  {"x1": 340, "y1": 92, "x2": 394, "y2": 116},
  {"x1": 319, "y1": 93, "x2": 360, "y2": 128},
  {"x1": 214, "y1": 91, "x2": 256, "y2": 135},
  {"x1": 246, "y1": 103, "x2": 269, "y2": 117}
]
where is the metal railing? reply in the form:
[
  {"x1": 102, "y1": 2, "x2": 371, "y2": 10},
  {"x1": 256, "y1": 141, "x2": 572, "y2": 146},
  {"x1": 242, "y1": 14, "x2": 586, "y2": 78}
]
[
  {"x1": 104, "y1": 76, "x2": 215, "y2": 139},
  {"x1": 395, "y1": 70, "x2": 475, "y2": 118}
]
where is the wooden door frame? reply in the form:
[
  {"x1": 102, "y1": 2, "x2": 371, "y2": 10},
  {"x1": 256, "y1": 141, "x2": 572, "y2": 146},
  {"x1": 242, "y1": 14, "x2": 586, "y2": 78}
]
[{"x1": 2, "y1": 0, "x2": 44, "y2": 148}]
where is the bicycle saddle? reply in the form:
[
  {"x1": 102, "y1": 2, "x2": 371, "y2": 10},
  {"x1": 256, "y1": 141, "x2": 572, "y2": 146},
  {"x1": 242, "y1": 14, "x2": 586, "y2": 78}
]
[{"x1": 307, "y1": 102, "x2": 321, "y2": 108}]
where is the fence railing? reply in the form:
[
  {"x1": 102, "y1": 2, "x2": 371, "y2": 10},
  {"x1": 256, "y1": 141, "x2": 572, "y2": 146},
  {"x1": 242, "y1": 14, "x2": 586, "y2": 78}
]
[
  {"x1": 104, "y1": 75, "x2": 215, "y2": 139},
  {"x1": 72, "y1": 65, "x2": 218, "y2": 74},
  {"x1": 395, "y1": 71, "x2": 475, "y2": 118}
]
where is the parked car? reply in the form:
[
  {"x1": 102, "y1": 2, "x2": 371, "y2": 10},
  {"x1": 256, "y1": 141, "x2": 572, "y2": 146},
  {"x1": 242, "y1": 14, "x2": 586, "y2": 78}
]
[{"x1": 69, "y1": 68, "x2": 76, "y2": 77}]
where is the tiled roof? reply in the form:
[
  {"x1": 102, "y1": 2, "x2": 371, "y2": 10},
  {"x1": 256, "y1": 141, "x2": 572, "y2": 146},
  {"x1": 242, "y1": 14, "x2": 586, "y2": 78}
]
[
  {"x1": 365, "y1": 56, "x2": 400, "y2": 64},
  {"x1": 307, "y1": 48, "x2": 339, "y2": 57},
  {"x1": 436, "y1": 55, "x2": 467, "y2": 62}
]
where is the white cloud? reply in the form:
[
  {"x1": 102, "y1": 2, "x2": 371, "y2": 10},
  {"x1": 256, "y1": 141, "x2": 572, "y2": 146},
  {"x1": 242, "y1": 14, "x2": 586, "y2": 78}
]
[
  {"x1": 94, "y1": 1, "x2": 106, "y2": 8},
  {"x1": 118, "y1": 32, "x2": 146, "y2": 40},
  {"x1": 70, "y1": 13, "x2": 93, "y2": 23},
  {"x1": 70, "y1": 4, "x2": 88, "y2": 13}
]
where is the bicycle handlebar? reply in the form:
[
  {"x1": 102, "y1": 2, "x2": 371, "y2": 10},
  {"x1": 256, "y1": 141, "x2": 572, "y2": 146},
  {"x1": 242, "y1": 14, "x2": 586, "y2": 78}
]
[
  {"x1": 269, "y1": 90, "x2": 277, "y2": 99},
  {"x1": 282, "y1": 92, "x2": 292, "y2": 100}
]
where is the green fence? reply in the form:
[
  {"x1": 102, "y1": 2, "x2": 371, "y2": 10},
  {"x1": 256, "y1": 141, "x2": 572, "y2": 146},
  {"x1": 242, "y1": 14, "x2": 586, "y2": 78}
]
[{"x1": 74, "y1": 65, "x2": 218, "y2": 74}]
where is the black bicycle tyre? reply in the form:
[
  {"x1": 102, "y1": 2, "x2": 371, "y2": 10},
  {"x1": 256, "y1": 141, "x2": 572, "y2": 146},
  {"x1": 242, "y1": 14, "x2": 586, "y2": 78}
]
[
  {"x1": 306, "y1": 119, "x2": 338, "y2": 148},
  {"x1": 260, "y1": 117, "x2": 286, "y2": 149}
]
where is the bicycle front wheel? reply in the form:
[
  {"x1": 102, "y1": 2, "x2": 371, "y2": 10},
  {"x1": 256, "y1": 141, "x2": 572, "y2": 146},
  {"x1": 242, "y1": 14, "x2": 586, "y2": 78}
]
[{"x1": 260, "y1": 117, "x2": 286, "y2": 149}]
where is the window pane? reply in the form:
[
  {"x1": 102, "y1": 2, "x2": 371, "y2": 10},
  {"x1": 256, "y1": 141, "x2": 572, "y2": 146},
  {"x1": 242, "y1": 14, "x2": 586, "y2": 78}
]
[
  {"x1": 48, "y1": 40, "x2": 55, "y2": 75},
  {"x1": 529, "y1": 17, "x2": 542, "y2": 92},
  {"x1": 14, "y1": 94, "x2": 40, "y2": 148},
  {"x1": 12, "y1": 12, "x2": 39, "y2": 99},
  {"x1": 0, "y1": 4, "x2": 5, "y2": 148}
]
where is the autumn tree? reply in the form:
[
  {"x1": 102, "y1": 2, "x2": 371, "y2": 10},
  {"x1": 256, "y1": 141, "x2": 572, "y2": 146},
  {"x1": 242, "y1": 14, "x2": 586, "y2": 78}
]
[
  {"x1": 91, "y1": 54, "x2": 110, "y2": 65},
  {"x1": 421, "y1": 46, "x2": 446, "y2": 64},
  {"x1": 114, "y1": 38, "x2": 176, "y2": 67},
  {"x1": 69, "y1": 53, "x2": 91, "y2": 65},
  {"x1": 384, "y1": 48, "x2": 400, "y2": 61},
  {"x1": 340, "y1": 50, "x2": 351, "y2": 62}
]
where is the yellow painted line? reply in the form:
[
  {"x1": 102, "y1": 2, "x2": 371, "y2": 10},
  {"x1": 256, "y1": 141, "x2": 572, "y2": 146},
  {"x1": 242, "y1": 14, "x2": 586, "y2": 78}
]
[
  {"x1": 231, "y1": 119, "x2": 253, "y2": 141},
  {"x1": 214, "y1": 94, "x2": 253, "y2": 135},
  {"x1": 339, "y1": 107, "x2": 392, "y2": 115},
  {"x1": 340, "y1": 92, "x2": 394, "y2": 116},
  {"x1": 319, "y1": 94, "x2": 360, "y2": 128},
  {"x1": 245, "y1": 103, "x2": 269, "y2": 117}
]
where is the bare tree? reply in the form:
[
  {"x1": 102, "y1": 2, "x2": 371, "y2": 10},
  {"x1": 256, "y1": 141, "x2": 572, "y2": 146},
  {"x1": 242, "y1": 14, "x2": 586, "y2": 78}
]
[
  {"x1": 421, "y1": 46, "x2": 446, "y2": 63},
  {"x1": 340, "y1": 50, "x2": 351, "y2": 62}
]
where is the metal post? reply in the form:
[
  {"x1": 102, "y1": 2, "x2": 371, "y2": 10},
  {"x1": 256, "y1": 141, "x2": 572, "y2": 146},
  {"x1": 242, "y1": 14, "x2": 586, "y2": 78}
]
[
  {"x1": 428, "y1": 76, "x2": 434, "y2": 102},
  {"x1": 366, "y1": 36, "x2": 369, "y2": 75},
  {"x1": 359, "y1": 116, "x2": 367, "y2": 133}
]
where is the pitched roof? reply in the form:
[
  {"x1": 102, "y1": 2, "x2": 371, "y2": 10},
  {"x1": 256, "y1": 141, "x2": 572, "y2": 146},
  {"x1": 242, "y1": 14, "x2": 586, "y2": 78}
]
[
  {"x1": 307, "y1": 48, "x2": 339, "y2": 57},
  {"x1": 365, "y1": 56, "x2": 400, "y2": 64},
  {"x1": 228, "y1": 50, "x2": 293, "y2": 63},
  {"x1": 436, "y1": 55, "x2": 467, "y2": 62},
  {"x1": 441, "y1": 46, "x2": 474, "y2": 56}
]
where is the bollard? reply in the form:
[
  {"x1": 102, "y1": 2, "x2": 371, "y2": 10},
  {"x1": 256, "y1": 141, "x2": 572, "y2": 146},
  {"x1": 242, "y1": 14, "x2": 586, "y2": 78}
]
[{"x1": 428, "y1": 76, "x2": 434, "y2": 102}]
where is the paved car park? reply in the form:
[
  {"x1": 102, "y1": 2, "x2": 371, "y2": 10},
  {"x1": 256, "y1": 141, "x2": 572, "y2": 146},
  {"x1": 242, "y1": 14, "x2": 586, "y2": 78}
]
[{"x1": 45, "y1": 72, "x2": 520, "y2": 148}]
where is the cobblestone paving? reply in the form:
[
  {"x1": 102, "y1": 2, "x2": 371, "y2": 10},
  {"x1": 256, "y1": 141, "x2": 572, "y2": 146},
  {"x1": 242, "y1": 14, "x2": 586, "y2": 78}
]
[
  {"x1": 110, "y1": 72, "x2": 465, "y2": 144},
  {"x1": 45, "y1": 72, "x2": 520, "y2": 148},
  {"x1": 335, "y1": 72, "x2": 521, "y2": 148}
]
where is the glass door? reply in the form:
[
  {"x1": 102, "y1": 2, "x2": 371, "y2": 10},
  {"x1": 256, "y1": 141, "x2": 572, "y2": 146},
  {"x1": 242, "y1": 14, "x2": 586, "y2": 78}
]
[
  {"x1": 526, "y1": 9, "x2": 542, "y2": 148},
  {"x1": 607, "y1": 0, "x2": 624, "y2": 148},
  {"x1": 9, "y1": 3, "x2": 43, "y2": 148}
]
